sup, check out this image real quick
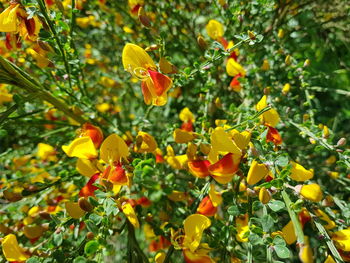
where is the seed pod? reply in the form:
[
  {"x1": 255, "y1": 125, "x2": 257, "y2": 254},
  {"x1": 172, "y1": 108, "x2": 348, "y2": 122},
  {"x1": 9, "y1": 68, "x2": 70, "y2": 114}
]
[
  {"x1": 87, "y1": 232, "x2": 95, "y2": 240},
  {"x1": 78, "y1": 197, "x2": 94, "y2": 212},
  {"x1": 3, "y1": 189, "x2": 22, "y2": 202},
  {"x1": 138, "y1": 7, "x2": 151, "y2": 28},
  {"x1": 39, "y1": 211, "x2": 51, "y2": 220}
]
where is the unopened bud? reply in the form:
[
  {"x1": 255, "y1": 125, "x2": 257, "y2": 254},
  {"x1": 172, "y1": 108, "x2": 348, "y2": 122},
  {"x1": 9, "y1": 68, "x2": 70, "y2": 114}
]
[
  {"x1": 3, "y1": 189, "x2": 22, "y2": 202},
  {"x1": 285, "y1": 55, "x2": 291, "y2": 65},
  {"x1": 145, "y1": 44, "x2": 159, "y2": 52},
  {"x1": 336, "y1": 138, "x2": 346, "y2": 147},
  {"x1": 277, "y1": 28, "x2": 284, "y2": 38},
  {"x1": 197, "y1": 35, "x2": 207, "y2": 50},
  {"x1": 303, "y1": 59, "x2": 310, "y2": 67},
  {"x1": 248, "y1": 30, "x2": 256, "y2": 40}
]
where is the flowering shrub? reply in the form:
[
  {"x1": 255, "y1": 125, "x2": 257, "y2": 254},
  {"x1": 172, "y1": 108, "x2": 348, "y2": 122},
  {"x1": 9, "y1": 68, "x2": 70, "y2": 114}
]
[{"x1": 0, "y1": 0, "x2": 349, "y2": 262}]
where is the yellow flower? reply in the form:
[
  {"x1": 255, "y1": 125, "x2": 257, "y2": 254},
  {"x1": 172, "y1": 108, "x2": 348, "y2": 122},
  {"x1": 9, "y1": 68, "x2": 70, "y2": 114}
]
[
  {"x1": 179, "y1": 107, "x2": 195, "y2": 122},
  {"x1": 300, "y1": 184, "x2": 323, "y2": 202},
  {"x1": 247, "y1": 160, "x2": 269, "y2": 185},
  {"x1": 62, "y1": 137, "x2": 98, "y2": 159},
  {"x1": 332, "y1": 228, "x2": 350, "y2": 251},
  {"x1": 289, "y1": 162, "x2": 314, "y2": 181},
  {"x1": 183, "y1": 214, "x2": 211, "y2": 252},
  {"x1": 282, "y1": 220, "x2": 297, "y2": 244},
  {"x1": 299, "y1": 236, "x2": 314, "y2": 263},
  {"x1": 173, "y1": 128, "x2": 195, "y2": 144},
  {"x1": 226, "y1": 58, "x2": 246, "y2": 77},
  {"x1": 236, "y1": 214, "x2": 249, "y2": 242},
  {"x1": 0, "y1": 84, "x2": 13, "y2": 105},
  {"x1": 205, "y1": 19, "x2": 224, "y2": 40},
  {"x1": 134, "y1": 131, "x2": 158, "y2": 153},
  {"x1": 208, "y1": 127, "x2": 241, "y2": 163},
  {"x1": 100, "y1": 134, "x2": 129, "y2": 164},
  {"x1": 256, "y1": 95, "x2": 280, "y2": 127},
  {"x1": 261, "y1": 59, "x2": 270, "y2": 71},
  {"x1": 230, "y1": 129, "x2": 251, "y2": 150},
  {"x1": 282, "y1": 83, "x2": 291, "y2": 95},
  {"x1": 168, "y1": 190, "x2": 188, "y2": 202},
  {"x1": 122, "y1": 43, "x2": 172, "y2": 106},
  {"x1": 1, "y1": 234, "x2": 29, "y2": 262},
  {"x1": 37, "y1": 143, "x2": 57, "y2": 161}
]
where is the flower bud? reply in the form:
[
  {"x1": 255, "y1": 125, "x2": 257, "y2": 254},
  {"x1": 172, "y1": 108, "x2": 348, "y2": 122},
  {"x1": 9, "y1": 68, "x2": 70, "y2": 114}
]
[
  {"x1": 87, "y1": 232, "x2": 95, "y2": 239},
  {"x1": 197, "y1": 35, "x2": 207, "y2": 50},
  {"x1": 336, "y1": 138, "x2": 346, "y2": 147},
  {"x1": 259, "y1": 187, "x2": 271, "y2": 204},
  {"x1": 303, "y1": 59, "x2": 310, "y2": 67},
  {"x1": 285, "y1": 55, "x2": 291, "y2": 65}
]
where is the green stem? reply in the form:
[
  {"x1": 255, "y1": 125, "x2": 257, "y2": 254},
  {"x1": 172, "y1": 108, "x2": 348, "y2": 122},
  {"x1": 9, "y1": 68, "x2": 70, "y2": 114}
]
[
  {"x1": 311, "y1": 213, "x2": 344, "y2": 263},
  {"x1": 37, "y1": 0, "x2": 73, "y2": 92},
  {"x1": 127, "y1": 221, "x2": 149, "y2": 263},
  {"x1": 281, "y1": 189, "x2": 304, "y2": 244}
]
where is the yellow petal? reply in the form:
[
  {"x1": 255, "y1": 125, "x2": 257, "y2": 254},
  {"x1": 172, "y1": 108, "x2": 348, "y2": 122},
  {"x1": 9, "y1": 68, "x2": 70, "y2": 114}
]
[
  {"x1": 155, "y1": 251, "x2": 166, "y2": 263},
  {"x1": 173, "y1": 128, "x2": 195, "y2": 144},
  {"x1": 231, "y1": 130, "x2": 251, "y2": 150},
  {"x1": 256, "y1": 95, "x2": 267, "y2": 111},
  {"x1": 332, "y1": 228, "x2": 350, "y2": 251},
  {"x1": 1, "y1": 234, "x2": 29, "y2": 262},
  {"x1": 166, "y1": 154, "x2": 188, "y2": 170},
  {"x1": 324, "y1": 255, "x2": 336, "y2": 263},
  {"x1": 0, "y1": 4, "x2": 19, "y2": 32},
  {"x1": 205, "y1": 19, "x2": 224, "y2": 40},
  {"x1": 299, "y1": 236, "x2": 314, "y2": 263},
  {"x1": 236, "y1": 214, "x2": 249, "y2": 242},
  {"x1": 100, "y1": 134, "x2": 129, "y2": 163},
  {"x1": 62, "y1": 137, "x2": 97, "y2": 159},
  {"x1": 226, "y1": 58, "x2": 246, "y2": 77},
  {"x1": 76, "y1": 158, "x2": 99, "y2": 177},
  {"x1": 37, "y1": 143, "x2": 56, "y2": 161},
  {"x1": 183, "y1": 214, "x2": 211, "y2": 252},
  {"x1": 290, "y1": 162, "x2": 314, "y2": 181},
  {"x1": 211, "y1": 127, "x2": 241, "y2": 156},
  {"x1": 247, "y1": 160, "x2": 269, "y2": 185},
  {"x1": 282, "y1": 220, "x2": 297, "y2": 245},
  {"x1": 65, "y1": 201, "x2": 86, "y2": 219},
  {"x1": 300, "y1": 184, "x2": 323, "y2": 202},
  {"x1": 122, "y1": 43, "x2": 156, "y2": 76},
  {"x1": 122, "y1": 203, "x2": 140, "y2": 228},
  {"x1": 314, "y1": 209, "x2": 336, "y2": 230},
  {"x1": 134, "y1": 131, "x2": 158, "y2": 153},
  {"x1": 23, "y1": 225, "x2": 44, "y2": 239},
  {"x1": 209, "y1": 184, "x2": 222, "y2": 207}
]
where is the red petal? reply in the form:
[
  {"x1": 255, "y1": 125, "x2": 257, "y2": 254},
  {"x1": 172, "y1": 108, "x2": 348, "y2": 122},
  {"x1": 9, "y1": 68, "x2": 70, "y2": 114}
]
[
  {"x1": 147, "y1": 70, "x2": 172, "y2": 96},
  {"x1": 209, "y1": 153, "x2": 240, "y2": 176},
  {"x1": 79, "y1": 173, "x2": 100, "y2": 197},
  {"x1": 188, "y1": 160, "x2": 211, "y2": 178}
]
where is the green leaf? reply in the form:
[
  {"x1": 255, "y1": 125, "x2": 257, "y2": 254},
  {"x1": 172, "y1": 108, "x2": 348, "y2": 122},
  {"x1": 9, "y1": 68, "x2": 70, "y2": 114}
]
[
  {"x1": 53, "y1": 232, "x2": 63, "y2": 246},
  {"x1": 274, "y1": 245, "x2": 290, "y2": 259},
  {"x1": 84, "y1": 240, "x2": 99, "y2": 255},
  {"x1": 268, "y1": 200, "x2": 285, "y2": 212},
  {"x1": 26, "y1": 257, "x2": 41, "y2": 263},
  {"x1": 73, "y1": 256, "x2": 87, "y2": 263},
  {"x1": 227, "y1": 206, "x2": 240, "y2": 216},
  {"x1": 275, "y1": 155, "x2": 289, "y2": 167},
  {"x1": 273, "y1": 235, "x2": 286, "y2": 246},
  {"x1": 261, "y1": 215, "x2": 274, "y2": 232}
]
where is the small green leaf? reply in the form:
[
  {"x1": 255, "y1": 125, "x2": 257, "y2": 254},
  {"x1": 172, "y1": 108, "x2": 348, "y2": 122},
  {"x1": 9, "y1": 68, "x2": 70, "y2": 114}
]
[
  {"x1": 227, "y1": 206, "x2": 240, "y2": 216},
  {"x1": 73, "y1": 256, "x2": 87, "y2": 263},
  {"x1": 273, "y1": 235, "x2": 286, "y2": 246},
  {"x1": 53, "y1": 232, "x2": 63, "y2": 246},
  {"x1": 268, "y1": 200, "x2": 285, "y2": 212},
  {"x1": 84, "y1": 240, "x2": 99, "y2": 255},
  {"x1": 274, "y1": 245, "x2": 290, "y2": 259},
  {"x1": 261, "y1": 215, "x2": 274, "y2": 232}
]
